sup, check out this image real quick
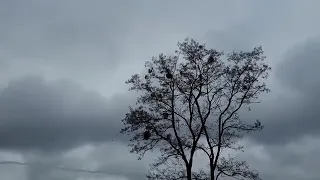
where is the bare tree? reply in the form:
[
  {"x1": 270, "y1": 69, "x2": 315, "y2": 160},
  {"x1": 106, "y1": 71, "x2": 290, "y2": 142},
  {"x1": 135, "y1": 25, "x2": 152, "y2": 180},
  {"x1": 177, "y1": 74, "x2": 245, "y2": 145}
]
[{"x1": 121, "y1": 38, "x2": 271, "y2": 180}]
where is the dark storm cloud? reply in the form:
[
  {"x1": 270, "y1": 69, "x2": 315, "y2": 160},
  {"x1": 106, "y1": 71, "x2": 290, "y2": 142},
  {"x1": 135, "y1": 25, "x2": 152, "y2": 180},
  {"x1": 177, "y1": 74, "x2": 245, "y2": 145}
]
[
  {"x1": 0, "y1": 75, "x2": 134, "y2": 152},
  {"x1": 247, "y1": 37, "x2": 320, "y2": 145}
]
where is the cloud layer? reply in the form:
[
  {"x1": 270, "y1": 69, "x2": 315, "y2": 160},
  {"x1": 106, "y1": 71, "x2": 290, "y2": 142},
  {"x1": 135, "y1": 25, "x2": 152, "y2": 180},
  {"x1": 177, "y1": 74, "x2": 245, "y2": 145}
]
[
  {"x1": 0, "y1": 76, "x2": 132, "y2": 153},
  {"x1": 1, "y1": 0, "x2": 320, "y2": 180}
]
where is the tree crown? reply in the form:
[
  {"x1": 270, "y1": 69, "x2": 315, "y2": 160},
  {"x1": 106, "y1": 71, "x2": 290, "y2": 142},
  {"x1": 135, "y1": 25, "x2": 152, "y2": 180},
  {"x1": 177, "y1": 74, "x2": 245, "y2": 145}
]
[{"x1": 121, "y1": 38, "x2": 271, "y2": 180}]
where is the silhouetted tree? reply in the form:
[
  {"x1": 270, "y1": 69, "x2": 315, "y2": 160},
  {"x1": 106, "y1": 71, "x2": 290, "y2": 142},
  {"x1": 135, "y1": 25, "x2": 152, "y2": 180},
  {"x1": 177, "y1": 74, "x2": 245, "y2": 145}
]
[{"x1": 121, "y1": 38, "x2": 271, "y2": 180}]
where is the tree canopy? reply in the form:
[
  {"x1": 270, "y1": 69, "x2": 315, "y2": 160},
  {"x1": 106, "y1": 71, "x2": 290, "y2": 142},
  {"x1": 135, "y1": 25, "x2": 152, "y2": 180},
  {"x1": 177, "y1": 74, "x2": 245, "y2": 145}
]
[{"x1": 121, "y1": 38, "x2": 271, "y2": 180}]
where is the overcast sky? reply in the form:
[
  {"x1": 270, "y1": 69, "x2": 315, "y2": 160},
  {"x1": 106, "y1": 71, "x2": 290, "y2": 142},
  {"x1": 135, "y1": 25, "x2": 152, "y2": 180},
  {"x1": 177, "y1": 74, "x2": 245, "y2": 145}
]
[{"x1": 0, "y1": 0, "x2": 319, "y2": 180}]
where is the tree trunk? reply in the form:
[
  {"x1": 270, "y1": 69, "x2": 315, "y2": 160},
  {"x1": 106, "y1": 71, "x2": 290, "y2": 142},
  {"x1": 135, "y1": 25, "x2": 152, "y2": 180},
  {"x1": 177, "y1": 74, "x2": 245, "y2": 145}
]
[
  {"x1": 210, "y1": 157, "x2": 215, "y2": 180},
  {"x1": 186, "y1": 164, "x2": 192, "y2": 180}
]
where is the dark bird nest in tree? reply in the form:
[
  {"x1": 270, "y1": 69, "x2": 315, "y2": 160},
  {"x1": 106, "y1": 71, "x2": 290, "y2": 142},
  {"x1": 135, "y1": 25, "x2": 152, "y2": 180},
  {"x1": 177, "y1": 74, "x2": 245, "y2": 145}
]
[
  {"x1": 242, "y1": 85, "x2": 248, "y2": 91},
  {"x1": 208, "y1": 56, "x2": 215, "y2": 64},
  {"x1": 166, "y1": 73, "x2": 173, "y2": 79},
  {"x1": 143, "y1": 130, "x2": 151, "y2": 140},
  {"x1": 163, "y1": 112, "x2": 169, "y2": 119}
]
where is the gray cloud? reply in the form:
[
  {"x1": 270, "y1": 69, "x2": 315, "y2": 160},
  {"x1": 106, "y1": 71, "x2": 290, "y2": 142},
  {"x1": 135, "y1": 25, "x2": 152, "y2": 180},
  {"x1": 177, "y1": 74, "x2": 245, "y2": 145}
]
[
  {"x1": 233, "y1": 137, "x2": 320, "y2": 180},
  {"x1": 0, "y1": 143, "x2": 152, "y2": 180},
  {"x1": 276, "y1": 37, "x2": 320, "y2": 92},
  {"x1": 246, "y1": 37, "x2": 320, "y2": 145},
  {"x1": 0, "y1": 0, "x2": 153, "y2": 96},
  {"x1": 0, "y1": 0, "x2": 268, "y2": 96},
  {"x1": 0, "y1": 75, "x2": 134, "y2": 153}
]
